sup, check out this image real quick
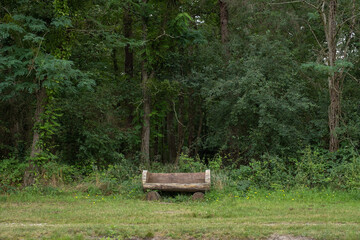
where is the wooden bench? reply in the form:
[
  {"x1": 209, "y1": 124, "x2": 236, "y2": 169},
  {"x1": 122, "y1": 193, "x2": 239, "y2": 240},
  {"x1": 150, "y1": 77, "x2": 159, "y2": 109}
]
[{"x1": 142, "y1": 170, "x2": 211, "y2": 192}]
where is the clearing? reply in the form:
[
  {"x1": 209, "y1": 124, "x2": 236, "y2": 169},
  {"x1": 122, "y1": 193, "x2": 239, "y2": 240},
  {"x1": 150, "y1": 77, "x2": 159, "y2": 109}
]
[{"x1": 0, "y1": 190, "x2": 359, "y2": 239}]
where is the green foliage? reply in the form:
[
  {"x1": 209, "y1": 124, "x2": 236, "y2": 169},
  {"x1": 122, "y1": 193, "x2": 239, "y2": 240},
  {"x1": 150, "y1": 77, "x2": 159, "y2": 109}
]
[
  {"x1": 302, "y1": 60, "x2": 354, "y2": 76},
  {"x1": 1, "y1": 0, "x2": 360, "y2": 196},
  {"x1": 202, "y1": 34, "x2": 315, "y2": 158},
  {"x1": 208, "y1": 154, "x2": 222, "y2": 171},
  {"x1": 224, "y1": 146, "x2": 360, "y2": 191},
  {"x1": 294, "y1": 147, "x2": 330, "y2": 187},
  {"x1": 51, "y1": 16, "x2": 73, "y2": 28},
  {"x1": 178, "y1": 154, "x2": 206, "y2": 172},
  {"x1": 0, "y1": 157, "x2": 27, "y2": 192},
  {"x1": 328, "y1": 148, "x2": 360, "y2": 190}
]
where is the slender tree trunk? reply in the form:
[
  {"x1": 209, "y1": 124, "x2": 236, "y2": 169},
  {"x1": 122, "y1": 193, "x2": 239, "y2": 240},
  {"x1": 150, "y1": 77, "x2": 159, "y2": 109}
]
[
  {"x1": 326, "y1": 0, "x2": 340, "y2": 151},
  {"x1": 328, "y1": 74, "x2": 340, "y2": 151},
  {"x1": 123, "y1": 4, "x2": 135, "y2": 125},
  {"x1": 219, "y1": 0, "x2": 230, "y2": 57},
  {"x1": 124, "y1": 5, "x2": 133, "y2": 78},
  {"x1": 167, "y1": 110, "x2": 176, "y2": 163},
  {"x1": 122, "y1": 6, "x2": 135, "y2": 125},
  {"x1": 162, "y1": 118, "x2": 166, "y2": 163},
  {"x1": 141, "y1": 64, "x2": 151, "y2": 168},
  {"x1": 112, "y1": 48, "x2": 119, "y2": 80},
  {"x1": 194, "y1": 111, "x2": 203, "y2": 157},
  {"x1": 24, "y1": 87, "x2": 47, "y2": 186},
  {"x1": 187, "y1": 93, "x2": 195, "y2": 156},
  {"x1": 9, "y1": 98, "x2": 20, "y2": 150},
  {"x1": 175, "y1": 95, "x2": 184, "y2": 166},
  {"x1": 154, "y1": 123, "x2": 159, "y2": 159},
  {"x1": 141, "y1": 1, "x2": 150, "y2": 168},
  {"x1": 141, "y1": 67, "x2": 151, "y2": 168}
]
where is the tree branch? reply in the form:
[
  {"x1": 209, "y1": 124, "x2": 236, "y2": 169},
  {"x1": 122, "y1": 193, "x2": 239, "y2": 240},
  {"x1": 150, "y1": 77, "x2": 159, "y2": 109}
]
[
  {"x1": 303, "y1": 19, "x2": 325, "y2": 52},
  {"x1": 268, "y1": 0, "x2": 303, "y2": 5},
  {"x1": 27, "y1": 31, "x2": 49, "y2": 77},
  {"x1": 341, "y1": 0, "x2": 357, "y2": 59},
  {"x1": 319, "y1": 0, "x2": 328, "y2": 43},
  {"x1": 345, "y1": 72, "x2": 360, "y2": 84},
  {"x1": 268, "y1": 0, "x2": 318, "y2": 9},
  {"x1": 172, "y1": 101, "x2": 185, "y2": 127},
  {"x1": 2, "y1": 7, "x2": 12, "y2": 16},
  {"x1": 150, "y1": 30, "x2": 176, "y2": 42},
  {"x1": 302, "y1": 1, "x2": 319, "y2": 10}
]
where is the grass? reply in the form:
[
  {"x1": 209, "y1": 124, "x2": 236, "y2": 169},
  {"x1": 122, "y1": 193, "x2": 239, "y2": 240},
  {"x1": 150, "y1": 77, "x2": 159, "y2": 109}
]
[{"x1": 0, "y1": 188, "x2": 359, "y2": 240}]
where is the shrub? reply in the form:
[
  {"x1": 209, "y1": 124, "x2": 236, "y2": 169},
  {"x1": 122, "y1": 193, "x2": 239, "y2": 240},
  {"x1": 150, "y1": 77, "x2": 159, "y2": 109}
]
[
  {"x1": 222, "y1": 146, "x2": 360, "y2": 191},
  {"x1": 178, "y1": 154, "x2": 206, "y2": 172},
  {"x1": 294, "y1": 147, "x2": 330, "y2": 187},
  {"x1": 0, "y1": 157, "x2": 27, "y2": 193}
]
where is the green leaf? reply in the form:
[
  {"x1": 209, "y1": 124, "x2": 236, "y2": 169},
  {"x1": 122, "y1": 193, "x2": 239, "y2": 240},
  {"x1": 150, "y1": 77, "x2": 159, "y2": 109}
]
[
  {"x1": 23, "y1": 33, "x2": 44, "y2": 43},
  {"x1": 0, "y1": 23, "x2": 25, "y2": 39},
  {"x1": 12, "y1": 14, "x2": 47, "y2": 32},
  {"x1": 51, "y1": 16, "x2": 73, "y2": 28}
]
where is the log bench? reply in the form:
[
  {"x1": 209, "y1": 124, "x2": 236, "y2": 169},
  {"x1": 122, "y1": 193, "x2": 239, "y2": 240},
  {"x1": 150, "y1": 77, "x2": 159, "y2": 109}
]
[{"x1": 142, "y1": 170, "x2": 211, "y2": 198}]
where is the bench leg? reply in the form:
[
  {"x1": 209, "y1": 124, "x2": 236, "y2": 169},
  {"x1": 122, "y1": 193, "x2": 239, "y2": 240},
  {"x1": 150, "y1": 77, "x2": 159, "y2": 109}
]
[
  {"x1": 192, "y1": 192, "x2": 204, "y2": 201},
  {"x1": 146, "y1": 191, "x2": 161, "y2": 201}
]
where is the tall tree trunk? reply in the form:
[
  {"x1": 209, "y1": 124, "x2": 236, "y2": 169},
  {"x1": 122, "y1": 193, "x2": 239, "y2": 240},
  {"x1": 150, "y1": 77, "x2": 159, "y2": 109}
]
[
  {"x1": 123, "y1": 5, "x2": 133, "y2": 78},
  {"x1": 325, "y1": 0, "x2": 340, "y2": 151},
  {"x1": 328, "y1": 74, "x2": 340, "y2": 151},
  {"x1": 167, "y1": 110, "x2": 176, "y2": 163},
  {"x1": 194, "y1": 111, "x2": 204, "y2": 157},
  {"x1": 123, "y1": 4, "x2": 135, "y2": 126},
  {"x1": 187, "y1": 92, "x2": 195, "y2": 156},
  {"x1": 154, "y1": 123, "x2": 159, "y2": 160},
  {"x1": 141, "y1": 66, "x2": 151, "y2": 168},
  {"x1": 141, "y1": 0, "x2": 150, "y2": 168},
  {"x1": 9, "y1": 98, "x2": 20, "y2": 150},
  {"x1": 219, "y1": 0, "x2": 230, "y2": 57},
  {"x1": 175, "y1": 95, "x2": 184, "y2": 166},
  {"x1": 162, "y1": 118, "x2": 166, "y2": 163},
  {"x1": 112, "y1": 48, "x2": 119, "y2": 80},
  {"x1": 24, "y1": 87, "x2": 47, "y2": 186},
  {"x1": 318, "y1": 0, "x2": 357, "y2": 151}
]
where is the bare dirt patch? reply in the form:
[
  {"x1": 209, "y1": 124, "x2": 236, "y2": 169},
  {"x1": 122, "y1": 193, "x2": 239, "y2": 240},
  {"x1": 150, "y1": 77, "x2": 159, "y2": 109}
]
[{"x1": 267, "y1": 234, "x2": 314, "y2": 240}]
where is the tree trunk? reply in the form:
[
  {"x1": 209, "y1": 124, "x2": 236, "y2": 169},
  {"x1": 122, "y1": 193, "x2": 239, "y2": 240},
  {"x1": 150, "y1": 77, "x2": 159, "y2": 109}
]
[
  {"x1": 24, "y1": 87, "x2": 46, "y2": 186},
  {"x1": 187, "y1": 93, "x2": 195, "y2": 156},
  {"x1": 219, "y1": 0, "x2": 230, "y2": 57},
  {"x1": 141, "y1": 66, "x2": 151, "y2": 168},
  {"x1": 328, "y1": 74, "x2": 340, "y2": 151},
  {"x1": 167, "y1": 110, "x2": 176, "y2": 163},
  {"x1": 326, "y1": 0, "x2": 340, "y2": 152},
  {"x1": 112, "y1": 48, "x2": 119, "y2": 80},
  {"x1": 175, "y1": 95, "x2": 184, "y2": 166},
  {"x1": 194, "y1": 111, "x2": 204, "y2": 157},
  {"x1": 123, "y1": 5, "x2": 135, "y2": 125},
  {"x1": 9, "y1": 98, "x2": 20, "y2": 151},
  {"x1": 141, "y1": 0, "x2": 150, "y2": 168},
  {"x1": 162, "y1": 118, "x2": 166, "y2": 163},
  {"x1": 123, "y1": 4, "x2": 133, "y2": 78},
  {"x1": 154, "y1": 123, "x2": 159, "y2": 160}
]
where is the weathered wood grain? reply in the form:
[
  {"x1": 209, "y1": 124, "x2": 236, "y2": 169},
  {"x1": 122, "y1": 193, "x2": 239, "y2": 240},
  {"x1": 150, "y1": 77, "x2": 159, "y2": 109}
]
[
  {"x1": 148, "y1": 172, "x2": 205, "y2": 183},
  {"x1": 205, "y1": 169, "x2": 210, "y2": 184},
  {"x1": 142, "y1": 170, "x2": 148, "y2": 185},
  {"x1": 142, "y1": 170, "x2": 211, "y2": 192},
  {"x1": 143, "y1": 183, "x2": 210, "y2": 192}
]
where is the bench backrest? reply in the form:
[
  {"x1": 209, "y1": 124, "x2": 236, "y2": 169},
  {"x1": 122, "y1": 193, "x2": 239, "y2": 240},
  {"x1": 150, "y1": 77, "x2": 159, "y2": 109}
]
[
  {"x1": 142, "y1": 170, "x2": 210, "y2": 185},
  {"x1": 147, "y1": 172, "x2": 205, "y2": 184}
]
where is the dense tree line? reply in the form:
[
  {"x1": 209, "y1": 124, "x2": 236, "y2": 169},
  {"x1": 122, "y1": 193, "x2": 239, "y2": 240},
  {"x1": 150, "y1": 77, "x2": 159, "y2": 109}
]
[{"x1": 1, "y1": 0, "x2": 359, "y2": 186}]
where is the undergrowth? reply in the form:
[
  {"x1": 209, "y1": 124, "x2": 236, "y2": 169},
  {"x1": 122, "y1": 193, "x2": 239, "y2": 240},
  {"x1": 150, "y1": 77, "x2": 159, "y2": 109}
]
[{"x1": 1, "y1": 146, "x2": 359, "y2": 199}]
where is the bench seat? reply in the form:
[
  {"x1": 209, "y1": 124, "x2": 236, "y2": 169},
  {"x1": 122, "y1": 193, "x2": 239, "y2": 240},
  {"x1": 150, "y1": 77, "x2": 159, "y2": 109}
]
[{"x1": 142, "y1": 170, "x2": 211, "y2": 192}]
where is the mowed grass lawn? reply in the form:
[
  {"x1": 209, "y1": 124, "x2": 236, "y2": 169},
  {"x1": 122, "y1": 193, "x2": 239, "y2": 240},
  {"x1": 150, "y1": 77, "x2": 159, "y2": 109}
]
[{"x1": 0, "y1": 189, "x2": 359, "y2": 240}]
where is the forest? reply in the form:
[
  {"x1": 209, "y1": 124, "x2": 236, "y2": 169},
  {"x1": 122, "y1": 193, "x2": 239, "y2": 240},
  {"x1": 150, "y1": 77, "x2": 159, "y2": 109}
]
[{"x1": 1, "y1": 0, "x2": 360, "y2": 193}]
